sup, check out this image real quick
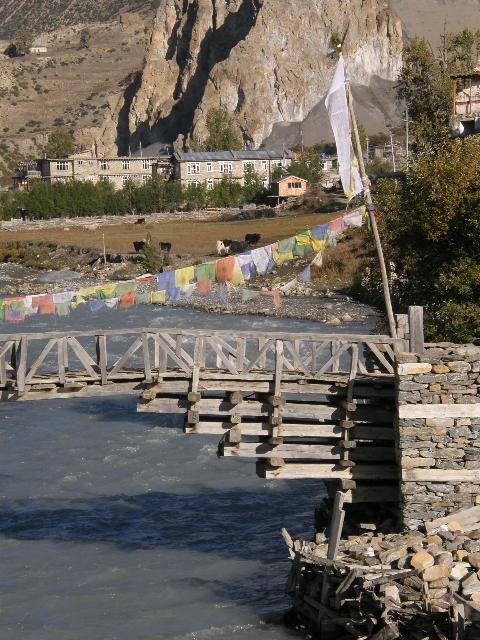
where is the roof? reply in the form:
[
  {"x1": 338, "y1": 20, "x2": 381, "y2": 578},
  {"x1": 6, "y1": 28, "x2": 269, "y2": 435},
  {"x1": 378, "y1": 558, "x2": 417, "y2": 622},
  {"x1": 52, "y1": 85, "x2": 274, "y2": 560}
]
[
  {"x1": 174, "y1": 149, "x2": 293, "y2": 162},
  {"x1": 271, "y1": 175, "x2": 308, "y2": 184}
]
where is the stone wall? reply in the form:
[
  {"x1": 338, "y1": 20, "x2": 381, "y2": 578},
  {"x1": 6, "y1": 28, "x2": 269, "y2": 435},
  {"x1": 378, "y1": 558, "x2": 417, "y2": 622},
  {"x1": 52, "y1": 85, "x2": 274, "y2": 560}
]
[{"x1": 395, "y1": 344, "x2": 480, "y2": 530}]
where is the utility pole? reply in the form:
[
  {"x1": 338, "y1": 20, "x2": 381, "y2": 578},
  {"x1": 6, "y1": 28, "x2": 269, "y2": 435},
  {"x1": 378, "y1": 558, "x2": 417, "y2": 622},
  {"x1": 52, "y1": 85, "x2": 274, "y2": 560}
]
[
  {"x1": 102, "y1": 232, "x2": 107, "y2": 266},
  {"x1": 347, "y1": 87, "x2": 398, "y2": 339},
  {"x1": 404, "y1": 107, "x2": 410, "y2": 169},
  {"x1": 366, "y1": 135, "x2": 369, "y2": 163},
  {"x1": 390, "y1": 132, "x2": 396, "y2": 173}
]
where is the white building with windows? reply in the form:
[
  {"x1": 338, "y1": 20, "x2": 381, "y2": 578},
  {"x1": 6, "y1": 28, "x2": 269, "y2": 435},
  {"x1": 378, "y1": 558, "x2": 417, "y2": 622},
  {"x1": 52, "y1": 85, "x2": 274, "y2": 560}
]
[{"x1": 172, "y1": 150, "x2": 293, "y2": 189}]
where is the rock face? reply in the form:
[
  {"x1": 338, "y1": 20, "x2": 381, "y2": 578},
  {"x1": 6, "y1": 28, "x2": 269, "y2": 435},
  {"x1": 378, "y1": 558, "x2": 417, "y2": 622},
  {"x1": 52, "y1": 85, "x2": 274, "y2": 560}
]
[{"x1": 106, "y1": 0, "x2": 403, "y2": 151}]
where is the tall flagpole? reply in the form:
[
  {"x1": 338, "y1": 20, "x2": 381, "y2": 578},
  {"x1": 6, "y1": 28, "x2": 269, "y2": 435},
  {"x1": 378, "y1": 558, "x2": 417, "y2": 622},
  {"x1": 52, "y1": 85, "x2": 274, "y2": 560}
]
[{"x1": 347, "y1": 85, "x2": 398, "y2": 340}]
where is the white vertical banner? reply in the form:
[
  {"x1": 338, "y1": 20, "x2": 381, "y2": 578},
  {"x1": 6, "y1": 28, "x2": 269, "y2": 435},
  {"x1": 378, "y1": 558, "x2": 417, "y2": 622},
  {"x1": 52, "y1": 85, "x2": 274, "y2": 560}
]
[{"x1": 324, "y1": 55, "x2": 363, "y2": 199}]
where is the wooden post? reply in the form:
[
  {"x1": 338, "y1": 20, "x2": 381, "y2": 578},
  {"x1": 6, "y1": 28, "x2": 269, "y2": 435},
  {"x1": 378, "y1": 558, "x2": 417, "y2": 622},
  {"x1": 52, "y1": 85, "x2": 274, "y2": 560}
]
[
  {"x1": 408, "y1": 306, "x2": 424, "y2": 354},
  {"x1": 347, "y1": 86, "x2": 397, "y2": 340},
  {"x1": 320, "y1": 491, "x2": 346, "y2": 605}
]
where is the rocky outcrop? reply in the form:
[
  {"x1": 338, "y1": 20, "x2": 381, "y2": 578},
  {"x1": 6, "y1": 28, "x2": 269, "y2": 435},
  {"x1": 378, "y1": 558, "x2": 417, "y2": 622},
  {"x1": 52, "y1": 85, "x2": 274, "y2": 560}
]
[{"x1": 107, "y1": 0, "x2": 403, "y2": 151}]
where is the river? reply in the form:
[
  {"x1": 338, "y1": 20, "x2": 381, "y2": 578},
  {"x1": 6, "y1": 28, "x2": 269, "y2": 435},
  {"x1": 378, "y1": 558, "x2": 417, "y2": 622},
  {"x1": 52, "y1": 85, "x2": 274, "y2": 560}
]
[{"x1": 0, "y1": 304, "x2": 374, "y2": 640}]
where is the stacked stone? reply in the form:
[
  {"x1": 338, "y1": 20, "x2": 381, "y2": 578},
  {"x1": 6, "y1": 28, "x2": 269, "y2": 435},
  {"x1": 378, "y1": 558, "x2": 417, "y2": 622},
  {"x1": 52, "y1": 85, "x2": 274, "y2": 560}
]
[{"x1": 396, "y1": 344, "x2": 480, "y2": 530}]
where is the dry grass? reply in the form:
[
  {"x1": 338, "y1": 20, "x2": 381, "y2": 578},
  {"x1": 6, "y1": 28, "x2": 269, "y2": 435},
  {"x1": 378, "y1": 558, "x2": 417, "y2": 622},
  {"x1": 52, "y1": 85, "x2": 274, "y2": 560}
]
[
  {"x1": 312, "y1": 229, "x2": 370, "y2": 292},
  {"x1": 0, "y1": 211, "x2": 340, "y2": 260}
]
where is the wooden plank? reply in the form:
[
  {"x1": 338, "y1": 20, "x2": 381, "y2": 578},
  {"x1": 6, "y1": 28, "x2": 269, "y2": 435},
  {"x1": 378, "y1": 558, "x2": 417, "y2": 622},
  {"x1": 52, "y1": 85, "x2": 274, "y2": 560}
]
[
  {"x1": 222, "y1": 442, "x2": 395, "y2": 460},
  {"x1": 67, "y1": 337, "x2": 99, "y2": 379},
  {"x1": 258, "y1": 463, "x2": 398, "y2": 480},
  {"x1": 205, "y1": 337, "x2": 239, "y2": 375},
  {"x1": 321, "y1": 491, "x2": 346, "y2": 603},
  {"x1": 57, "y1": 338, "x2": 66, "y2": 386},
  {"x1": 284, "y1": 340, "x2": 310, "y2": 376},
  {"x1": 25, "y1": 338, "x2": 57, "y2": 383},
  {"x1": 399, "y1": 404, "x2": 480, "y2": 419},
  {"x1": 425, "y1": 506, "x2": 480, "y2": 533},
  {"x1": 138, "y1": 397, "x2": 392, "y2": 421},
  {"x1": 242, "y1": 339, "x2": 273, "y2": 374},
  {"x1": 16, "y1": 336, "x2": 28, "y2": 395},
  {"x1": 402, "y1": 469, "x2": 480, "y2": 482},
  {"x1": 365, "y1": 341, "x2": 394, "y2": 374},
  {"x1": 142, "y1": 333, "x2": 153, "y2": 384},
  {"x1": 409, "y1": 305, "x2": 424, "y2": 354},
  {"x1": 317, "y1": 342, "x2": 351, "y2": 376},
  {"x1": 96, "y1": 334, "x2": 108, "y2": 385},
  {"x1": 152, "y1": 334, "x2": 190, "y2": 375},
  {"x1": 160, "y1": 332, "x2": 194, "y2": 367}
]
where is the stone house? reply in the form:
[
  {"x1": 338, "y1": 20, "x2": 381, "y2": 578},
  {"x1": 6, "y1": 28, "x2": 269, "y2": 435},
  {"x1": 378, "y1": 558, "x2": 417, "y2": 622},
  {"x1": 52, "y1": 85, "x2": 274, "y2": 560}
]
[
  {"x1": 451, "y1": 65, "x2": 480, "y2": 137},
  {"x1": 32, "y1": 154, "x2": 172, "y2": 190},
  {"x1": 172, "y1": 150, "x2": 293, "y2": 189},
  {"x1": 29, "y1": 43, "x2": 48, "y2": 54}
]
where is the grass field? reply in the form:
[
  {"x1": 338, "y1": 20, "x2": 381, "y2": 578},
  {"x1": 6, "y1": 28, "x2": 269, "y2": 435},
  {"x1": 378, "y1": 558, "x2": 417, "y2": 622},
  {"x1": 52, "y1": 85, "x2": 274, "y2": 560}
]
[{"x1": 0, "y1": 210, "x2": 340, "y2": 259}]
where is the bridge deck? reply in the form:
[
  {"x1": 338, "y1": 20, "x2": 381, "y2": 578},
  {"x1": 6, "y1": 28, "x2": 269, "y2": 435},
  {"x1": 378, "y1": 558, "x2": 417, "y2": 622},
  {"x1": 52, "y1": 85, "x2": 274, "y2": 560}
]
[{"x1": 0, "y1": 327, "x2": 401, "y2": 498}]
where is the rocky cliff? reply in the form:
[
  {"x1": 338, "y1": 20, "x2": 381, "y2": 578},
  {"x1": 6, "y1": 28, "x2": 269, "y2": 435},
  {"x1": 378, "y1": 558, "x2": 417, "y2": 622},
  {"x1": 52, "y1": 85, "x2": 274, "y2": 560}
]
[{"x1": 101, "y1": 0, "x2": 403, "y2": 152}]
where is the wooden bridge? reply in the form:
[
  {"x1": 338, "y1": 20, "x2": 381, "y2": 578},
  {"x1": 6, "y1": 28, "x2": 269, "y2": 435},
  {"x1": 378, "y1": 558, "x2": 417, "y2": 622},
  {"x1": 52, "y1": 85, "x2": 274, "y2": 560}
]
[{"x1": 0, "y1": 318, "x2": 421, "y2": 500}]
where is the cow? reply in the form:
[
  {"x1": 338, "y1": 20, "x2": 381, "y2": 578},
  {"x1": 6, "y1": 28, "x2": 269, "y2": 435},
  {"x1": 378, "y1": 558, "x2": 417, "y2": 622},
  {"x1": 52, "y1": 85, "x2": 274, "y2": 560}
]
[
  {"x1": 217, "y1": 240, "x2": 230, "y2": 255},
  {"x1": 133, "y1": 241, "x2": 146, "y2": 253},
  {"x1": 245, "y1": 233, "x2": 261, "y2": 246},
  {"x1": 229, "y1": 240, "x2": 247, "y2": 254},
  {"x1": 159, "y1": 242, "x2": 172, "y2": 253}
]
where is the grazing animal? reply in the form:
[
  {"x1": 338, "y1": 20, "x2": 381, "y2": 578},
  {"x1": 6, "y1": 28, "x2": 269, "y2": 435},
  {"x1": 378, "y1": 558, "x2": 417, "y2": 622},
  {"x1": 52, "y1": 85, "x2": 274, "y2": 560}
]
[
  {"x1": 133, "y1": 241, "x2": 146, "y2": 253},
  {"x1": 135, "y1": 218, "x2": 146, "y2": 225},
  {"x1": 159, "y1": 242, "x2": 172, "y2": 252},
  {"x1": 217, "y1": 240, "x2": 229, "y2": 256},
  {"x1": 229, "y1": 240, "x2": 247, "y2": 254},
  {"x1": 245, "y1": 233, "x2": 261, "y2": 246}
]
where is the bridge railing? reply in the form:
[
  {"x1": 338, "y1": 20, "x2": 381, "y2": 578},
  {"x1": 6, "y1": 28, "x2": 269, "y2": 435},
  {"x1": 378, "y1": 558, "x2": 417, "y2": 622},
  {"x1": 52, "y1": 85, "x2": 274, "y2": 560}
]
[{"x1": 0, "y1": 327, "x2": 405, "y2": 396}]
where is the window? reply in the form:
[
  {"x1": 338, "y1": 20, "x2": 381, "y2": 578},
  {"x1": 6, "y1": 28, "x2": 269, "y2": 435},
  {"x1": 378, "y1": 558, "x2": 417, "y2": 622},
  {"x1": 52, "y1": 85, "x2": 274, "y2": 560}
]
[
  {"x1": 100, "y1": 160, "x2": 109, "y2": 171},
  {"x1": 273, "y1": 160, "x2": 283, "y2": 168},
  {"x1": 262, "y1": 177, "x2": 269, "y2": 188},
  {"x1": 207, "y1": 179, "x2": 214, "y2": 190},
  {"x1": 187, "y1": 162, "x2": 200, "y2": 175},
  {"x1": 243, "y1": 161, "x2": 255, "y2": 172},
  {"x1": 122, "y1": 159, "x2": 130, "y2": 170},
  {"x1": 142, "y1": 159, "x2": 150, "y2": 170},
  {"x1": 261, "y1": 160, "x2": 268, "y2": 171},
  {"x1": 206, "y1": 162, "x2": 213, "y2": 173},
  {"x1": 56, "y1": 161, "x2": 69, "y2": 171},
  {"x1": 219, "y1": 162, "x2": 232, "y2": 173},
  {"x1": 187, "y1": 180, "x2": 200, "y2": 187},
  {"x1": 100, "y1": 175, "x2": 110, "y2": 183},
  {"x1": 142, "y1": 175, "x2": 150, "y2": 184},
  {"x1": 122, "y1": 175, "x2": 129, "y2": 186}
]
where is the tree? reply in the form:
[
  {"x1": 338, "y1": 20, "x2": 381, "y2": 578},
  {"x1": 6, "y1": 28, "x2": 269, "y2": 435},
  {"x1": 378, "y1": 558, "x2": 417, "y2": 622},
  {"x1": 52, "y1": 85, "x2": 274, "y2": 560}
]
[
  {"x1": 366, "y1": 157, "x2": 393, "y2": 177},
  {"x1": 203, "y1": 107, "x2": 243, "y2": 151},
  {"x1": 79, "y1": 29, "x2": 91, "y2": 50},
  {"x1": 397, "y1": 37, "x2": 451, "y2": 147},
  {"x1": 287, "y1": 148, "x2": 323, "y2": 183},
  {"x1": 142, "y1": 233, "x2": 161, "y2": 273},
  {"x1": 45, "y1": 128, "x2": 75, "y2": 158},
  {"x1": 361, "y1": 136, "x2": 480, "y2": 342}
]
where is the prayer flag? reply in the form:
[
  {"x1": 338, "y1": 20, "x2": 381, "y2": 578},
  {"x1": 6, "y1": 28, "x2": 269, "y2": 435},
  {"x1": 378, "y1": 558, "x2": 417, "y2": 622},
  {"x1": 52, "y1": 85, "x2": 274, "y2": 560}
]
[{"x1": 325, "y1": 55, "x2": 362, "y2": 200}]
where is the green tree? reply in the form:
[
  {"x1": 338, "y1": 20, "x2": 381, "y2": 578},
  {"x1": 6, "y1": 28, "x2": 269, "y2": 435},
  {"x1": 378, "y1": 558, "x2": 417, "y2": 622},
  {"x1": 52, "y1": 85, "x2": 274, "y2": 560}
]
[
  {"x1": 203, "y1": 107, "x2": 243, "y2": 151},
  {"x1": 361, "y1": 136, "x2": 480, "y2": 342},
  {"x1": 45, "y1": 128, "x2": 75, "y2": 158},
  {"x1": 366, "y1": 157, "x2": 393, "y2": 177},
  {"x1": 242, "y1": 167, "x2": 265, "y2": 202},
  {"x1": 397, "y1": 37, "x2": 451, "y2": 147},
  {"x1": 287, "y1": 148, "x2": 323, "y2": 183},
  {"x1": 142, "y1": 233, "x2": 161, "y2": 273}
]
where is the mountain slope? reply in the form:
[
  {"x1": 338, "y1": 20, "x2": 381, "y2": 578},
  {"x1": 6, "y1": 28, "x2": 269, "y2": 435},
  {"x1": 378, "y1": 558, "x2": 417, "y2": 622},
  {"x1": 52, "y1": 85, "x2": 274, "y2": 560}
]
[
  {"x1": 102, "y1": 0, "x2": 403, "y2": 152},
  {"x1": 0, "y1": 0, "x2": 153, "y2": 38}
]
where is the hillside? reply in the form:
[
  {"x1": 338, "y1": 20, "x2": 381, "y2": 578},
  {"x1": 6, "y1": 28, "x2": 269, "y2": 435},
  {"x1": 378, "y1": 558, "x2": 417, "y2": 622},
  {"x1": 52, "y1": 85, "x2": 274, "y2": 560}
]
[{"x1": 0, "y1": 0, "x2": 153, "y2": 38}]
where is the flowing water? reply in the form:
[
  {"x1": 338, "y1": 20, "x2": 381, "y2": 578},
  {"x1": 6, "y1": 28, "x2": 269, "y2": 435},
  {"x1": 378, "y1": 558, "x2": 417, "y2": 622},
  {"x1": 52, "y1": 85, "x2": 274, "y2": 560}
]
[{"x1": 0, "y1": 305, "x2": 374, "y2": 640}]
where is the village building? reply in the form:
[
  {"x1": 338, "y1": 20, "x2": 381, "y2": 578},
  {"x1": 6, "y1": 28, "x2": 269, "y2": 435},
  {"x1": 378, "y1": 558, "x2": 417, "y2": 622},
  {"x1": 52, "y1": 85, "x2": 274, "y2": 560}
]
[
  {"x1": 450, "y1": 64, "x2": 480, "y2": 137},
  {"x1": 172, "y1": 150, "x2": 293, "y2": 189},
  {"x1": 269, "y1": 175, "x2": 309, "y2": 204},
  {"x1": 13, "y1": 154, "x2": 172, "y2": 191},
  {"x1": 29, "y1": 43, "x2": 48, "y2": 54}
]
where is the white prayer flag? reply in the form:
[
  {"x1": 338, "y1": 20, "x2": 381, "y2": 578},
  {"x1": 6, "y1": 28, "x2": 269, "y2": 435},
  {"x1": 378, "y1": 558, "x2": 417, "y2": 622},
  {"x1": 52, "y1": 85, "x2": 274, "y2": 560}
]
[{"x1": 324, "y1": 55, "x2": 363, "y2": 199}]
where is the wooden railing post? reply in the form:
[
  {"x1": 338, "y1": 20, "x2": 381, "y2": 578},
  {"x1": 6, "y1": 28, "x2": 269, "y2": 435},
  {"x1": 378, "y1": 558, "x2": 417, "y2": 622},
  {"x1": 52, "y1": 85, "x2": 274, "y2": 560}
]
[{"x1": 408, "y1": 306, "x2": 424, "y2": 354}]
